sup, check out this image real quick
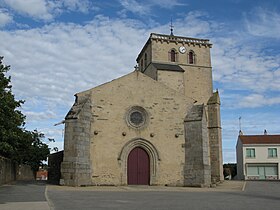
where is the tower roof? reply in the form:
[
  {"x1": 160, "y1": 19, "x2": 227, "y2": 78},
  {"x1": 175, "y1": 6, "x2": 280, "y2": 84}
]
[{"x1": 151, "y1": 63, "x2": 184, "y2": 72}]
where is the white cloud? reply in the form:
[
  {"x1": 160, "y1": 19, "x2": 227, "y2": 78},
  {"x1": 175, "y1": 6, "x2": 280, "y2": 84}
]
[
  {"x1": 212, "y1": 35, "x2": 280, "y2": 94},
  {"x1": 211, "y1": 8, "x2": 280, "y2": 97},
  {"x1": 0, "y1": 16, "x2": 147, "y2": 131},
  {"x1": 59, "y1": 0, "x2": 92, "y2": 13},
  {"x1": 149, "y1": 0, "x2": 186, "y2": 9},
  {"x1": 3, "y1": 0, "x2": 52, "y2": 20},
  {"x1": 38, "y1": 127, "x2": 64, "y2": 152},
  {"x1": 2, "y1": 0, "x2": 96, "y2": 22},
  {"x1": 48, "y1": 0, "x2": 96, "y2": 14},
  {"x1": 118, "y1": 0, "x2": 186, "y2": 16},
  {"x1": 239, "y1": 94, "x2": 280, "y2": 108},
  {"x1": 119, "y1": 0, "x2": 149, "y2": 15},
  {"x1": 238, "y1": 113, "x2": 280, "y2": 135},
  {"x1": 0, "y1": 9, "x2": 13, "y2": 27},
  {"x1": 24, "y1": 110, "x2": 57, "y2": 122},
  {"x1": 245, "y1": 7, "x2": 280, "y2": 39},
  {"x1": 179, "y1": 11, "x2": 211, "y2": 36},
  {"x1": 152, "y1": 11, "x2": 215, "y2": 38}
]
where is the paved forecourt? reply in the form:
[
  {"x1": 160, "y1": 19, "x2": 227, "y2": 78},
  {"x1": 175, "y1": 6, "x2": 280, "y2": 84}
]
[
  {"x1": 46, "y1": 181, "x2": 280, "y2": 210},
  {"x1": 2, "y1": 180, "x2": 280, "y2": 210},
  {"x1": 0, "y1": 181, "x2": 50, "y2": 210}
]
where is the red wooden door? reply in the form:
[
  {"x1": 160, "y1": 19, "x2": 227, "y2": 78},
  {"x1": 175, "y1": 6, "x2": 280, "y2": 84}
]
[{"x1": 127, "y1": 147, "x2": 150, "y2": 185}]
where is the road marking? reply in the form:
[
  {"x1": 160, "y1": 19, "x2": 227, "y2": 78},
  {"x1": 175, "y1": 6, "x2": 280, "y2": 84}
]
[{"x1": 242, "y1": 181, "x2": 246, "y2": 191}]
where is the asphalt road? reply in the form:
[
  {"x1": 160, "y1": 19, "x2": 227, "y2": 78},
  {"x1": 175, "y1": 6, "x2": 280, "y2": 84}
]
[
  {"x1": 46, "y1": 181, "x2": 280, "y2": 210},
  {"x1": 1, "y1": 181, "x2": 280, "y2": 210},
  {"x1": 0, "y1": 180, "x2": 46, "y2": 203},
  {"x1": 0, "y1": 180, "x2": 49, "y2": 210}
]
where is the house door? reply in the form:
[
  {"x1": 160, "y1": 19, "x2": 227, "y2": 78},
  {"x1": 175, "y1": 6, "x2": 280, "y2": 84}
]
[{"x1": 127, "y1": 147, "x2": 150, "y2": 185}]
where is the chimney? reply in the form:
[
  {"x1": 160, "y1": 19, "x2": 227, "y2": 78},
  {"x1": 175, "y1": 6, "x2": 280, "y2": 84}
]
[{"x1": 264, "y1": 129, "x2": 267, "y2": 135}]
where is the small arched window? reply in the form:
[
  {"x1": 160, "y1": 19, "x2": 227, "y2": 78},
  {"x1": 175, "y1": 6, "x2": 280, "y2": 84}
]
[
  {"x1": 144, "y1": 53, "x2": 147, "y2": 67},
  {"x1": 189, "y1": 51, "x2": 195, "y2": 64},
  {"x1": 170, "y1": 49, "x2": 176, "y2": 62}
]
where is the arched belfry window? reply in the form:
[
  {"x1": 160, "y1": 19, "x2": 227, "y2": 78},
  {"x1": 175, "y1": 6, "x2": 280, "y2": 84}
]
[
  {"x1": 169, "y1": 49, "x2": 177, "y2": 62},
  {"x1": 188, "y1": 51, "x2": 195, "y2": 64}
]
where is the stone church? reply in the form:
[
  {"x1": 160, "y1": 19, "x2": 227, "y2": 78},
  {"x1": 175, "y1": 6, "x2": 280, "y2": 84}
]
[{"x1": 60, "y1": 32, "x2": 223, "y2": 187}]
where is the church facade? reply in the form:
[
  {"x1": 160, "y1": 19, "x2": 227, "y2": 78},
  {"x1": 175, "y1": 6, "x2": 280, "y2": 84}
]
[{"x1": 60, "y1": 33, "x2": 223, "y2": 187}]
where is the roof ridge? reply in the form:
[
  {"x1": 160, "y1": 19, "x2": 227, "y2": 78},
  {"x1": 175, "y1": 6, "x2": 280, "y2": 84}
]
[{"x1": 239, "y1": 135, "x2": 280, "y2": 144}]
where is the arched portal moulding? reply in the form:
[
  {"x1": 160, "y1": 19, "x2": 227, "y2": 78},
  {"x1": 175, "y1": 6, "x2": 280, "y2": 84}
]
[{"x1": 118, "y1": 138, "x2": 160, "y2": 185}]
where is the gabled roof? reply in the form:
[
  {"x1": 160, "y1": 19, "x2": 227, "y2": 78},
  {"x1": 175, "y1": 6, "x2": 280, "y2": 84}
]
[
  {"x1": 239, "y1": 135, "x2": 280, "y2": 144},
  {"x1": 76, "y1": 70, "x2": 195, "y2": 103}
]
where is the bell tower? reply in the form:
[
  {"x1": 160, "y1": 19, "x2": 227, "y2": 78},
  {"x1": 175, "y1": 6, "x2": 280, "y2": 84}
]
[{"x1": 136, "y1": 33, "x2": 213, "y2": 104}]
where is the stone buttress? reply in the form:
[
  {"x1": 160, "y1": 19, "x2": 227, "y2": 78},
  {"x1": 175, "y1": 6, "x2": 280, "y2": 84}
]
[
  {"x1": 207, "y1": 91, "x2": 224, "y2": 183},
  {"x1": 60, "y1": 94, "x2": 92, "y2": 186},
  {"x1": 184, "y1": 105, "x2": 211, "y2": 187}
]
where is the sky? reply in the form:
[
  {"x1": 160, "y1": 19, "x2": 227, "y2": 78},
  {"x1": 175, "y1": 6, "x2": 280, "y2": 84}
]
[{"x1": 0, "y1": 0, "x2": 280, "y2": 163}]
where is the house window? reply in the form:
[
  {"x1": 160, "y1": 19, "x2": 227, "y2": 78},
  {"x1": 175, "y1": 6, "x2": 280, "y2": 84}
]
[
  {"x1": 268, "y1": 148, "x2": 277, "y2": 158},
  {"x1": 246, "y1": 148, "x2": 255, "y2": 158},
  {"x1": 170, "y1": 49, "x2": 176, "y2": 62},
  {"x1": 141, "y1": 59, "x2": 143, "y2": 71},
  {"x1": 188, "y1": 51, "x2": 195, "y2": 64}
]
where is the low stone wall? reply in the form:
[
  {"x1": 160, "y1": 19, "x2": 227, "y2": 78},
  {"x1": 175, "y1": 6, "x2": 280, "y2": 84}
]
[
  {"x1": 16, "y1": 164, "x2": 34, "y2": 181},
  {"x1": 0, "y1": 156, "x2": 34, "y2": 185},
  {"x1": 0, "y1": 156, "x2": 16, "y2": 185}
]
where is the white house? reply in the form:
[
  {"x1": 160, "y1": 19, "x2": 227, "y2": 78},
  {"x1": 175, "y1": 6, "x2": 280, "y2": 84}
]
[{"x1": 236, "y1": 133, "x2": 280, "y2": 180}]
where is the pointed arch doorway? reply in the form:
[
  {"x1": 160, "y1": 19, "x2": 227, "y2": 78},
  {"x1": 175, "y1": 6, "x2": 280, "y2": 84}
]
[{"x1": 127, "y1": 147, "x2": 150, "y2": 185}]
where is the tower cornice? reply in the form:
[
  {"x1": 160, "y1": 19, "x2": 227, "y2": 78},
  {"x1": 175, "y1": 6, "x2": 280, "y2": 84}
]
[{"x1": 150, "y1": 33, "x2": 212, "y2": 47}]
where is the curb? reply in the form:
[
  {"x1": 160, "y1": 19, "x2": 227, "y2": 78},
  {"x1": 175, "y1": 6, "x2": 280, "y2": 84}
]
[{"x1": 45, "y1": 185, "x2": 54, "y2": 210}]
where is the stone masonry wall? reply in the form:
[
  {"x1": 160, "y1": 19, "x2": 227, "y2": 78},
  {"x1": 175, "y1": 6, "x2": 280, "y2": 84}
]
[
  {"x1": 151, "y1": 36, "x2": 211, "y2": 67},
  {"x1": 207, "y1": 92, "x2": 223, "y2": 183},
  {"x1": 60, "y1": 96, "x2": 92, "y2": 186},
  {"x1": 139, "y1": 34, "x2": 213, "y2": 105},
  {"x1": 0, "y1": 156, "x2": 34, "y2": 185},
  {"x1": 80, "y1": 71, "x2": 193, "y2": 186},
  {"x1": 0, "y1": 156, "x2": 16, "y2": 185},
  {"x1": 184, "y1": 105, "x2": 211, "y2": 187},
  {"x1": 182, "y1": 65, "x2": 213, "y2": 105},
  {"x1": 157, "y1": 70, "x2": 185, "y2": 95},
  {"x1": 16, "y1": 164, "x2": 34, "y2": 181}
]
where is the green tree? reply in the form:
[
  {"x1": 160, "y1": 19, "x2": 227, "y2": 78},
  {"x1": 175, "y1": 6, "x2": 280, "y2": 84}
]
[
  {"x1": 0, "y1": 56, "x2": 25, "y2": 158},
  {"x1": 0, "y1": 56, "x2": 50, "y2": 172},
  {"x1": 19, "y1": 130, "x2": 50, "y2": 172}
]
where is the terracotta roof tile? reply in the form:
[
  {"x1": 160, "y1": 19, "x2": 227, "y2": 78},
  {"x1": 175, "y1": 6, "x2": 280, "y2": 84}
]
[{"x1": 239, "y1": 135, "x2": 280, "y2": 144}]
